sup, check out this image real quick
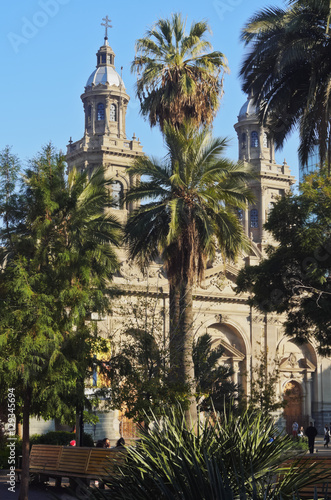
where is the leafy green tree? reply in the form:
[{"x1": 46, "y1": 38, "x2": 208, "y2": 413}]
[
  {"x1": 193, "y1": 333, "x2": 238, "y2": 413},
  {"x1": 107, "y1": 293, "x2": 173, "y2": 427},
  {"x1": 236, "y1": 170, "x2": 331, "y2": 355},
  {"x1": 0, "y1": 146, "x2": 22, "y2": 247},
  {"x1": 248, "y1": 348, "x2": 285, "y2": 416},
  {"x1": 0, "y1": 144, "x2": 121, "y2": 500},
  {"x1": 124, "y1": 123, "x2": 253, "y2": 423},
  {"x1": 240, "y1": 0, "x2": 331, "y2": 172},
  {"x1": 131, "y1": 13, "x2": 228, "y2": 131}
]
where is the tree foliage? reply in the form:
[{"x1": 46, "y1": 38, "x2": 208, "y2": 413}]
[
  {"x1": 248, "y1": 348, "x2": 285, "y2": 416},
  {"x1": 131, "y1": 13, "x2": 228, "y2": 130},
  {"x1": 240, "y1": 0, "x2": 331, "y2": 172},
  {"x1": 236, "y1": 170, "x2": 331, "y2": 355},
  {"x1": 193, "y1": 333, "x2": 238, "y2": 412},
  {"x1": 83, "y1": 405, "x2": 324, "y2": 500},
  {"x1": 124, "y1": 123, "x2": 253, "y2": 422},
  {"x1": 0, "y1": 146, "x2": 21, "y2": 242},
  {"x1": 107, "y1": 293, "x2": 178, "y2": 425},
  {"x1": 0, "y1": 144, "x2": 121, "y2": 499}
]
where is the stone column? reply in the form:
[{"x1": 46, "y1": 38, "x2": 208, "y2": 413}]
[
  {"x1": 105, "y1": 97, "x2": 111, "y2": 134},
  {"x1": 258, "y1": 129, "x2": 264, "y2": 159},
  {"x1": 91, "y1": 101, "x2": 95, "y2": 135},
  {"x1": 305, "y1": 373, "x2": 313, "y2": 418},
  {"x1": 232, "y1": 361, "x2": 240, "y2": 386},
  {"x1": 260, "y1": 185, "x2": 266, "y2": 241},
  {"x1": 246, "y1": 128, "x2": 250, "y2": 161}
]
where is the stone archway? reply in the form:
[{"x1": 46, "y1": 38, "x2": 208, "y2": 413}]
[
  {"x1": 283, "y1": 380, "x2": 304, "y2": 434},
  {"x1": 206, "y1": 322, "x2": 246, "y2": 392}
]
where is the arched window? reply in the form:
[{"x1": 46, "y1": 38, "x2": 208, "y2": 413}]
[
  {"x1": 263, "y1": 132, "x2": 268, "y2": 148},
  {"x1": 237, "y1": 208, "x2": 243, "y2": 222},
  {"x1": 97, "y1": 103, "x2": 105, "y2": 121},
  {"x1": 112, "y1": 181, "x2": 123, "y2": 209},
  {"x1": 110, "y1": 103, "x2": 116, "y2": 122},
  {"x1": 250, "y1": 208, "x2": 258, "y2": 228},
  {"x1": 241, "y1": 133, "x2": 246, "y2": 149},
  {"x1": 251, "y1": 131, "x2": 258, "y2": 148}
]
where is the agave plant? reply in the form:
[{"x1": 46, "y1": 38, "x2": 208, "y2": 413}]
[{"x1": 76, "y1": 406, "x2": 325, "y2": 499}]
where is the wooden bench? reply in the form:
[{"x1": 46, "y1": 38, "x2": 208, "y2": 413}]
[
  {"x1": 280, "y1": 456, "x2": 331, "y2": 499},
  {"x1": 17, "y1": 444, "x2": 126, "y2": 487}
]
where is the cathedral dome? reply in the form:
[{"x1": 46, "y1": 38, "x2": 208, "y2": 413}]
[
  {"x1": 86, "y1": 66, "x2": 124, "y2": 88},
  {"x1": 238, "y1": 95, "x2": 257, "y2": 120}
]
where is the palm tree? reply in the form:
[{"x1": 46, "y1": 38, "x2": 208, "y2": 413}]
[
  {"x1": 193, "y1": 333, "x2": 238, "y2": 413},
  {"x1": 240, "y1": 0, "x2": 331, "y2": 173},
  {"x1": 124, "y1": 123, "x2": 253, "y2": 422},
  {"x1": 131, "y1": 13, "x2": 228, "y2": 131}
]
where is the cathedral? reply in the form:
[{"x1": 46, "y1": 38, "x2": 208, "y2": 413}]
[{"x1": 60, "y1": 28, "x2": 331, "y2": 442}]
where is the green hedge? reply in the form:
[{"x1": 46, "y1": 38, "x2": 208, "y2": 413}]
[
  {"x1": 29, "y1": 431, "x2": 94, "y2": 447},
  {"x1": 0, "y1": 431, "x2": 94, "y2": 469}
]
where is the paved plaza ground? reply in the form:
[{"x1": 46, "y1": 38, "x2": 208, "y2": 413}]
[{"x1": 0, "y1": 437, "x2": 330, "y2": 499}]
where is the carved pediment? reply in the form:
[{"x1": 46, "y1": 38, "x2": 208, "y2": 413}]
[
  {"x1": 202, "y1": 266, "x2": 239, "y2": 292},
  {"x1": 218, "y1": 339, "x2": 245, "y2": 362},
  {"x1": 279, "y1": 353, "x2": 315, "y2": 373}
]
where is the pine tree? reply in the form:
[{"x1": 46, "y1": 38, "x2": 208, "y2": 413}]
[{"x1": 0, "y1": 144, "x2": 121, "y2": 500}]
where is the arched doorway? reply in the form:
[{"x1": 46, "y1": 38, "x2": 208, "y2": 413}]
[{"x1": 283, "y1": 381, "x2": 303, "y2": 434}]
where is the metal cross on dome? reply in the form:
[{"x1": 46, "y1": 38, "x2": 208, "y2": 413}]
[{"x1": 101, "y1": 16, "x2": 112, "y2": 39}]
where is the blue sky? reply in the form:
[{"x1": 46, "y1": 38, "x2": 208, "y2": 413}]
[{"x1": 1, "y1": 0, "x2": 299, "y2": 182}]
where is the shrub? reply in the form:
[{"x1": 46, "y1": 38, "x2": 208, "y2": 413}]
[
  {"x1": 30, "y1": 431, "x2": 94, "y2": 447},
  {"x1": 0, "y1": 430, "x2": 95, "y2": 468},
  {"x1": 82, "y1": 406, "x2": 325, "y2": 499}
]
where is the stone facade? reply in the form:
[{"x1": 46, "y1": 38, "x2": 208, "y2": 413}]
[{"x1": 65, "y1": 34, "x2": 331, "y2": 441}]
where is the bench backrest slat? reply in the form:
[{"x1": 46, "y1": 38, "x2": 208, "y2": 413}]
[
  {"x1": 28, "y1": 444, "x2": 126, "y2": 478},
  {"x1": 57, "y1": 448, "x2": 91, "y2": 474},
  {"x1": 29, "y1": 445, "x2": 63, "y2": 472},
  {"x1": 86, "y1": 449, "x2": 126, "y2": 475}
]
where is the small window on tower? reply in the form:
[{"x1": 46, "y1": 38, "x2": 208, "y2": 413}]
[
  {"x1": 107, "y1": 55, "x2": 112, "y2": 64},
  {"x1": 238, "y1": 208, "x2": 243, "y2": 222},
  {"x1": 251, "y1": 131, "x2": 258, "y2": 148},
  {"x1": 250, "y1": 208, "x2": 258, "y2": 228},
  {"x1": 87, "y1": 105, "x2": 91, "y2": 123},
  {"x1": 110, "y1": 104, "x2": 116, "y2": 122},
  {"x1": 241, "y1": 133, "x2": 246, "y2": 149},
  {"x1": 101, "y1": 54, "x2": 106, "y2": 64},
  {"x1": 97, "y1": 103, "x2": 105, "y2": 121}
]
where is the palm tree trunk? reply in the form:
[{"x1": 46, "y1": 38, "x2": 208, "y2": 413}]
[
  {"x1": 179, "y1": 273, "x2": 197, "y2": 426},
  {"x1": 18, "y1": 387, "x2": 31, "y2": 500},
  {"x1": 328, "y1": 123, "x2": 331, "y2": 176},
  {"x1": 169, "y1": 280, "x2": 181, "y2": 383}
]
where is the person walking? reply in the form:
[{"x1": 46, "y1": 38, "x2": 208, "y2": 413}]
[
  {"x1": 292, "y1": 421, "x2": 299, "y2": 437},
  {"x1": 305, "y1": 422, "x2": 318, "y2": 454},
  {"x1": 324, "y1": 426, "x2": 330, "y2": 448}
]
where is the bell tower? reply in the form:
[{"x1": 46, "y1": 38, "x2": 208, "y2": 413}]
[
  {"x1": 66, "y1": 17, "x2": 143, "y2": 217},
  {"x1": 234, "y1": 94, "x2": 295, "y2": 257}
]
